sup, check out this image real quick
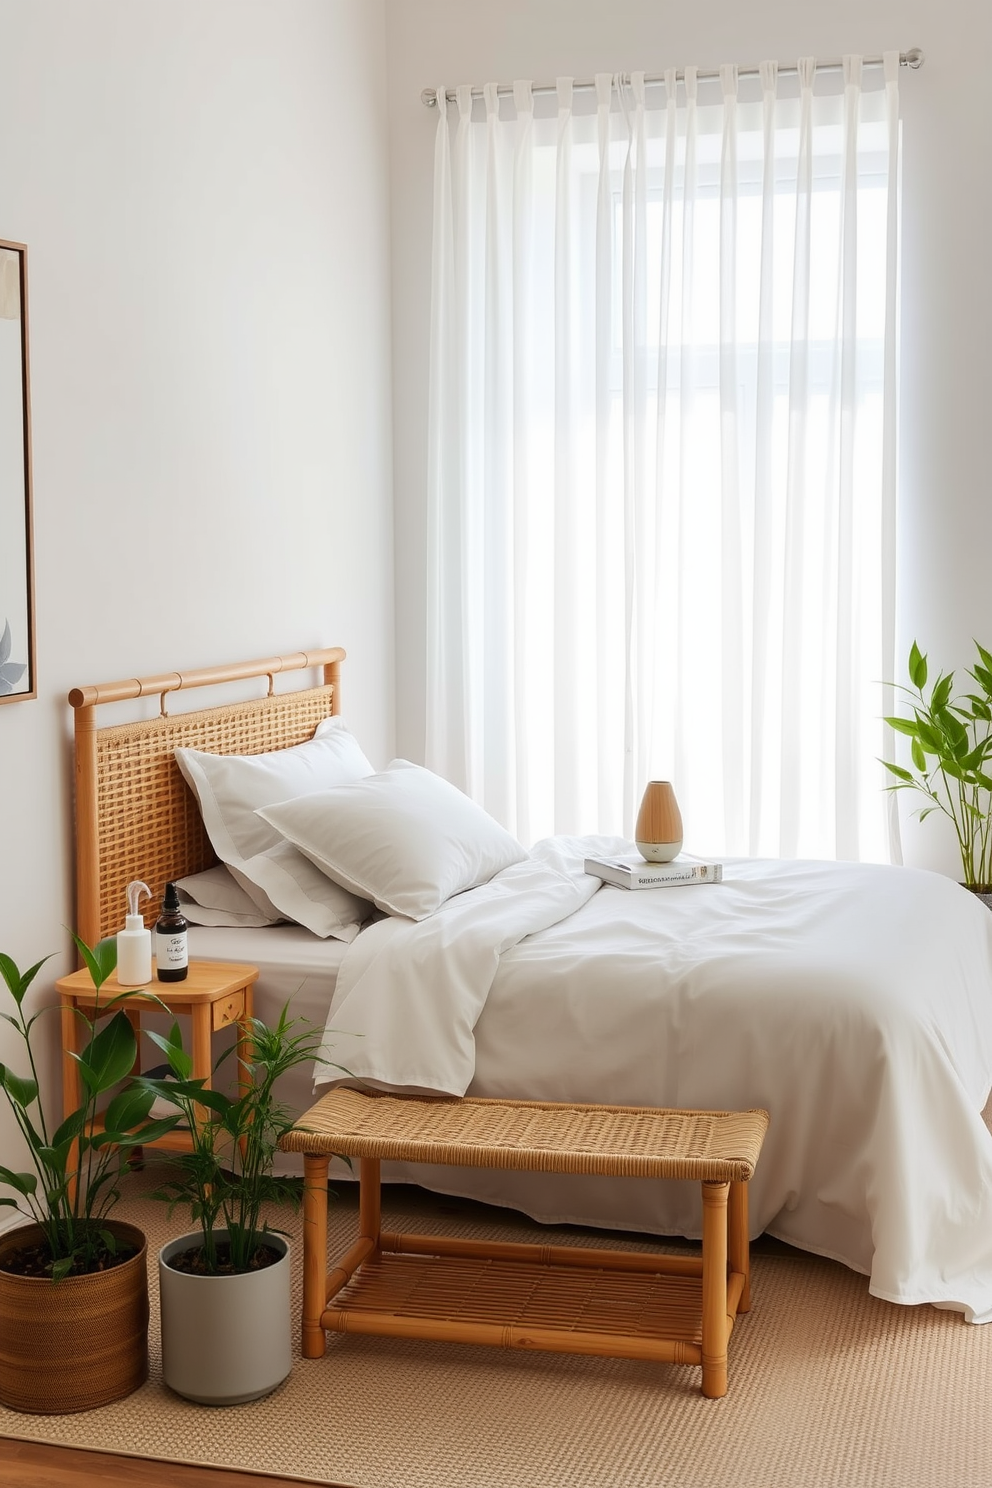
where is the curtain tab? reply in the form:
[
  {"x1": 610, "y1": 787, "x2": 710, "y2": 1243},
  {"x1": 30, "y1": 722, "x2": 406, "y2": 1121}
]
[
  {"x1": 664, "y1": 66, "x2": 678, "y2": 106},
  {"x1": 720, "y1": 63, "x2": 738, "y2": 99},
  {"x1": 759, "y1": 60, "x2": 778, "y2": 94},
  {"x1": 483, "y1": 81, "x2": 500, "y2": 116},
  {"x1": 434, "y1": 84, "x2": 448, "y2": 120},
  {"x1": 883, "y1": 50, "x2": 899, "y2": 85},
  {"x1": 630, "y1": 70, "x2": 646, "y2": 108},
  {"x1": 684, "y1": 65, "x2": 698, "y2": 104},
  {"x1": 595, "y1": 72, "x2": 613, "y2": 109},
  {"x1": 456, "y1": 84, "x2": 473, "y2": 119},
  {"x1": 556, "y1": 76, "x2": 573, "y2": 112},
  {"x1": 513, "y1": 79, "x2": 533, "y2": 115},
  {"x1": 797, "y1": 57, "x2": 815, "y2": 91},
  {"x1": 843, "y1": 55, "x2": 863, "y2": 90}
]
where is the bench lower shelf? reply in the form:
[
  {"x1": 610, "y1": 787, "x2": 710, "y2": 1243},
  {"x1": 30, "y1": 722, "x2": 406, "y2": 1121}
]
[{"x1": 320, "y1": 1231, "x2": 746, "y2": 1370}]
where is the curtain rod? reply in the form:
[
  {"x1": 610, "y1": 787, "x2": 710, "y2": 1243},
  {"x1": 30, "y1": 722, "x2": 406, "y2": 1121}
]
[{"x1": 420, "y1": 48, "x2": 924, "y2": 108}]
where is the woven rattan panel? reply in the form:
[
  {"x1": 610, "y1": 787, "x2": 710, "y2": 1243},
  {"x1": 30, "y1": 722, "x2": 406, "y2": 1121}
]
[
  {"x1": 89, "y1": 685, "x2": 335, "y2": 940},
  {"x1": 283, "y1": 1089, "x2": 769, "y2": 1182},
  {"x1": 328, "y1": 1252, "x2": 704, "y2": 1344}
]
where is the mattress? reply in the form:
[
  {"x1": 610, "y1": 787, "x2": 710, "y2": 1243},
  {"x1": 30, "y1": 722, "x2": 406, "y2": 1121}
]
[{"x1": 187, "y1": 923, "x2": 347, "y2": 1160}]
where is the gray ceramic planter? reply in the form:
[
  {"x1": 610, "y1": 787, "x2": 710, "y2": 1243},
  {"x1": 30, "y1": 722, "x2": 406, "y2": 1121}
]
[{"x1": 158, "y1": 1231, "x2": 292, "y2": 1405}]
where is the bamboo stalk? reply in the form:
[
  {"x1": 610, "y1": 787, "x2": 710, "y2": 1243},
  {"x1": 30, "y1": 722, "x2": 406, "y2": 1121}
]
[
  {"x1": 727, "y1": 1179, "x2": 750, "y2": 1312},
  {"x1": 302, "y1": 1155, "x2": 330, "y2": 1359},
  {"x1": 324, "y1": 1237, "x2": 377, "y2": 1305},
  {"x1": 323, "y1": 1307, "x2": 703, "y2": 1365},
  {"x1": 68, "y1": 647, "x2": 346, "y2": 710},
  {"x1": 701, "y1": 1181, "x2": 729, "y2": 1399},
  {"x1": 379, "y1": 1230, "x2": 703, "y2": 1277}
]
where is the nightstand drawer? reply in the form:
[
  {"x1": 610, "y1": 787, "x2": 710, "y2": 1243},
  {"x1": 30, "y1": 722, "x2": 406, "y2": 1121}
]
[{"x1": 212, "y1": 990, "x2": 246, "y2": 1030}]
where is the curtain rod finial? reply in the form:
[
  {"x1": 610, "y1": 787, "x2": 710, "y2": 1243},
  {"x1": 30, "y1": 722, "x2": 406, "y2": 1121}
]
[
  {"x1": 421, "y1": 87, "x2": 439, "y2": 108},
  {"x1": 904, "y1": 47, "x2": 924, "y2": 68}
]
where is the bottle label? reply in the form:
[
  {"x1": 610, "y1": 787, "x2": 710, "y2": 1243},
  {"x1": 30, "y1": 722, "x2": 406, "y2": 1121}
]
[{"x1": 159, "y1": 932, "x2": 188, "y2": 969}]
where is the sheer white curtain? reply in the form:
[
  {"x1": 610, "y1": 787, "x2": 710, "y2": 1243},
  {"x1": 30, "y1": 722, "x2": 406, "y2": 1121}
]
[{"x1": 426, "y1": 57, "x2": 902, "y2": 861}]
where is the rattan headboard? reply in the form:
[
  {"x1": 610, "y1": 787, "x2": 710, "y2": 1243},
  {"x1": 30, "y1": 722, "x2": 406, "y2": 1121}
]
[{"x1": 68, "y1": 648, "x2": 345, "y2": 945}]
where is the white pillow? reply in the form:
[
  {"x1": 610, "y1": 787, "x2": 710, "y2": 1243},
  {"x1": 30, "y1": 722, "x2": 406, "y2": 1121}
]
[
  {"x1": 174, "y1": 717, "x2": 375, "y2": 940},
  {"x1": 176, "y1": 865, "x2": 282, "y2": 929},
  {"x1": 256, "y1": 759, "x2": 528, "y2": 921}
]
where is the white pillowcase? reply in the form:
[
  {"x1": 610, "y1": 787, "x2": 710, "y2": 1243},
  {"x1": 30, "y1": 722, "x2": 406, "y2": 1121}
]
[
  {"x1": 176, "y1": 865, "x2": 282, "y2": 929},
  {"x1": 256, "y1": 759, "x2": 528, "y2": 921},
  {"x1": 174, "y1": 718, "x2": 375, "y2": 940}
]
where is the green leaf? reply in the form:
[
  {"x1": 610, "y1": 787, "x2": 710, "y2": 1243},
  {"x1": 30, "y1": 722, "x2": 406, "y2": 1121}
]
[
  {"x1": 36, "y1": 1142, "x2": 72, "y2": 1176},
  {"x1": 76, "y1": 1011, "x2": 136, "y2": 1094},
  {"x1": 918, "y1": 807, "x2": 937, "y2": 821},
  {"x1": 911, "y1": 737, "x2": 926, "y2": 772},
  {"x1": 973, "y1": 665, "x2": 992, "y2": 699},
  {"x1": 909, "y1": 641, "x2": 928, "y2": 690},
  {"x1": 51, "y1": 1108, "x2": 87, "y2": 1148},
  {"x1": 0, "y1": 953, "x2": 51, "y2": 1007},
  {"x1": 931, "y1": 674, "x2": 954, "y2": 713},
  {"x1": 51, "y1": 1256, "x2": 74, "y2": 1281},
  {"x1": 943, "y1": 759, "x2": 965, "y2": 781},
  {"x1": 71, "y1": 936, "x2": 106, "y2": 992},
  {"x1": 916, "y1": 719, "x2": 943, "y2": 754},
  {"x1": 884, "y1": 717, "x2": 919, "y2": 738},
  {"x1": 0, "y1": 1066, "x2": 39, "y2": 1108},
  {"x1": 103, "y1": 1084, "x2": 155, "y2": 1134},
  {"x1": 142, "y1": 1026, "x2": 193, "y2": 1081},
  {"x1": 97, "y1": 1115, "x2": 183, "y2": 1149},
  {"x1": 976, "y1": 642, "x2": 992, "y2": 675},
  {"x1": 881, "y1": 761, "x2": 914, "y2": 782},
  {"x1": 0, "y1": 1165, "x2": 37, "y2": 1197},
  {"x1": 966, "y1": 695, "x2": 992, "y2": 723}
]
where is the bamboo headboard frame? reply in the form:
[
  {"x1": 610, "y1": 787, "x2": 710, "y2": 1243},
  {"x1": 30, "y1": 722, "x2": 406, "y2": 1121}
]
[{"x1": 68, "y1": 647, "x2": 345, "y2": 946}]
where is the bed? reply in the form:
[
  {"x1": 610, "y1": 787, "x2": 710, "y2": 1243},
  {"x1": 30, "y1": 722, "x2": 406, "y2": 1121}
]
[{"x1": 69, "y1": 648, "x2": 992, "y2": 1323}]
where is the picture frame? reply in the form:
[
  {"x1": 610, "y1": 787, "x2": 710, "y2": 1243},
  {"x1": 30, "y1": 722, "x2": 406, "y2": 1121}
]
[{"x1": 0, "y1": 239, "x2": 36, "y2": 704}]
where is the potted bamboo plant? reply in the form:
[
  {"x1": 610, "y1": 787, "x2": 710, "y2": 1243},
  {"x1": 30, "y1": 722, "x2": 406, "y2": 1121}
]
[
  {"x1": 884, "y1": 639, "x2": 992, "y2": 902},
  {"x1": 137, "y1": 1005, "x2": 327, "y2": 1405},
  {"x1": 0, "y1": 937, "x2": 181, "y2": 1413}
]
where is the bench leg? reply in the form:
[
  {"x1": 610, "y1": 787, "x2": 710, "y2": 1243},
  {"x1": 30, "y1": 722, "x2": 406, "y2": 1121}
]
[
  {"x1": 701, "y1": 1180, "x2": 729, "y2": 1399},
  {"x1": 728, "y1": 1178, "x2": 750, "y2": 1313},
  {"x1": 302, "y1": 1154, "x2": 330, "y2": 1359},
  {"x1": 360, "y1": 1157, "x2": 381, "y2": 1249}
]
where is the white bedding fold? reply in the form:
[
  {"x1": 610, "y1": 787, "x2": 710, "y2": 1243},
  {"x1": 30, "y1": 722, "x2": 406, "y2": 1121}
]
[
  {"x1": 318, "y1": 837, "x2": 599, "y2": 1094},
  {"x1": 317, "y1": 837, "x2": 992, "y2": 1320}
]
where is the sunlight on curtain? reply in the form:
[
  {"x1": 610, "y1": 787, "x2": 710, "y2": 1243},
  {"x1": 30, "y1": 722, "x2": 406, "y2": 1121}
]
[{"x1": 426, "y1": 56, "x2": 901, "y2": 862}]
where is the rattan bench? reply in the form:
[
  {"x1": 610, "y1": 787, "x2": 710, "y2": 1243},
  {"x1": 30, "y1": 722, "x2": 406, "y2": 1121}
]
[{"x1": 280, "y1": 1089, "x2": 769, "y2": 1398}]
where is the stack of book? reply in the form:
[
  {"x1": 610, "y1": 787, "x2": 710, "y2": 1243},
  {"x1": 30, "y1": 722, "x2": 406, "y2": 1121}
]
[{"x1": 584, "y1": 852, "x2": 723, "y2": 890}]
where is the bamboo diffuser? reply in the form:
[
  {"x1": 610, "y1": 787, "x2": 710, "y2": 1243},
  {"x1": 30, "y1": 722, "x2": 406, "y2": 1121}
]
[{"x1": 635, "y1": 781, "x2": 683, "y2": 862}]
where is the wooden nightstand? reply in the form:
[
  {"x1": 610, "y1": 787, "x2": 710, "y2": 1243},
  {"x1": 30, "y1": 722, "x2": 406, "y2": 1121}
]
[{"x1": 57, "y1": 960, "x2": 259, "y2": 1158}]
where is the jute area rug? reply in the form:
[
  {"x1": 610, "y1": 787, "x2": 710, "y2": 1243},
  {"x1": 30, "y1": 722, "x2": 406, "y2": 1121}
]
[{"x1": 2, "y1": 1169, "x2": 991, "y2": 1488}]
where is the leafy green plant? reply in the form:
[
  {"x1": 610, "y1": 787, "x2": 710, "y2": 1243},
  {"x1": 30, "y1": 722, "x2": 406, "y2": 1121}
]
[
  {"x1": 883, "y1": 640, "x2": 992, "y2": 890},
  {"x1": 137, "y1": 1004, "x2": 331, "y2": 1275},
  {"x1": 0, "y1": 936, "x2": 181, "y2": 1278}
]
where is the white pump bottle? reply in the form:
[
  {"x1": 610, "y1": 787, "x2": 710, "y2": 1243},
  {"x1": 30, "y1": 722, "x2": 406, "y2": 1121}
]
[{"x1": 117, "y1": 880, "x2": 153, "y2": 986}]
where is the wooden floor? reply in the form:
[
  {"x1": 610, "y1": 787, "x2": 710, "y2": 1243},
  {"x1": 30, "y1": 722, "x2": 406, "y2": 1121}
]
[{"x1": 0, "y1": 1440, "x2": 341, "y2": 1488}]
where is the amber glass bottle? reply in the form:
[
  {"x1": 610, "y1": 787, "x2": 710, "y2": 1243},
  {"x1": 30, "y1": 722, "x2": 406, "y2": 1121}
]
[{"x1": 156, "y1": 881, "x2": 189, "y2": 982}]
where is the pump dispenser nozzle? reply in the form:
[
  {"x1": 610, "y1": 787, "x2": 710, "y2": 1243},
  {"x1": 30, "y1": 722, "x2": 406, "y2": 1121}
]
[
  {"x1": 126, "y1": 880, "x2": 151, "y2": 925},
  {"x1": 118, "y1": 879, "x2": 153, "y2": 986}
]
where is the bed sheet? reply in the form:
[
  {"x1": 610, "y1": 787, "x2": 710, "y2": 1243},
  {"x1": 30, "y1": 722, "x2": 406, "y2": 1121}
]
[{"x1": 187, "y1": 923, "x2": 347, "y2": 1135}]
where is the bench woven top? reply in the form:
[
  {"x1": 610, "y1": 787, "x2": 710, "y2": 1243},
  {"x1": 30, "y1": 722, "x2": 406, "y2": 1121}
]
[{"x1": 280, "y1": 1088, "x2": 769, "y2": 1182}]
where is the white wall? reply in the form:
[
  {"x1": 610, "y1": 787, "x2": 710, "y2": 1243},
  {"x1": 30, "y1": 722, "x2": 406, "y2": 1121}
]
[
  {"x1": 385, "y1": 0, "x2": 992, "y2": 880},
  {"x1": 0, "y1": 0, "x2": 394, "y2": 1166}
]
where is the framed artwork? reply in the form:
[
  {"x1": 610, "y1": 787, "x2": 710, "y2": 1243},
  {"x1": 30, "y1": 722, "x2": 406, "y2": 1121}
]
[{"x1": 0, "y1": 240, "x2": 35, "y2": 703}]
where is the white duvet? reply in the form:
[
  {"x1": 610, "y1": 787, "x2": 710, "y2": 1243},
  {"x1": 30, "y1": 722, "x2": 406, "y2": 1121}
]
[{"x1": 316, "y1": 837, "x2": 992, "y2": 1321}]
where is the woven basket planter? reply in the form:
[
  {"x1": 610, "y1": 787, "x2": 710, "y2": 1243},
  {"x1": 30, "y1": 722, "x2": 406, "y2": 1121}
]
[{"x1": 0, "y1": 1220, "x2": 148, "y2": 1414}]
